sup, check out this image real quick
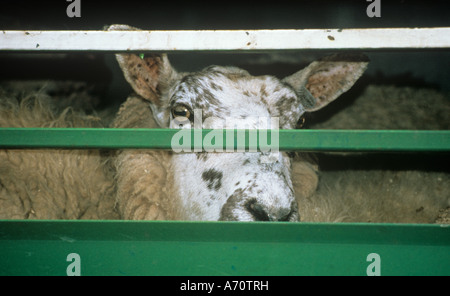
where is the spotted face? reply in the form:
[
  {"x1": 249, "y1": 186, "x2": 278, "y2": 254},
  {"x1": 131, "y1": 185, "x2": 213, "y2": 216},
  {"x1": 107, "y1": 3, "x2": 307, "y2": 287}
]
[
  {"x1": 166, "y1": 66, "x2": 304, "y2": 221},
  {"x1": 167, "y1": 66, "x2": 309, "y2": 130},
  {"x1": 111, "y1": 24, "x2": 368, "y2": 221}
]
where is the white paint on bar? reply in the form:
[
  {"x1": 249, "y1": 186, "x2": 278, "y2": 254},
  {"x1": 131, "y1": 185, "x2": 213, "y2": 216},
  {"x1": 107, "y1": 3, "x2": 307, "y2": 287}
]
[{"x1": 1, "y1": 28, "x2": 449, "y2": 51}]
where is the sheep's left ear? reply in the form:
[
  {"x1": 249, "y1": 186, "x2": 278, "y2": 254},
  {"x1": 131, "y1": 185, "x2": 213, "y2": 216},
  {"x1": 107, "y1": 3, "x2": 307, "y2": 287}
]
[
  {"x1": 106, "y1": 24, "x2": 178, "y2": 106},
  {"x1": 283, "y1": 53, "x2": 369, "y2": 112}
]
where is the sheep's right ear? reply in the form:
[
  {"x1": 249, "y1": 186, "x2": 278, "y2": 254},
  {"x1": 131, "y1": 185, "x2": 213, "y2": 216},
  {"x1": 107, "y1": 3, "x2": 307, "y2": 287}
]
[
  {"x1": 107, "y1": 24, "x2": 178, "y2": 106},
  {"x1": 283, "y1": 53, "x2": 369, "y2": 112}
]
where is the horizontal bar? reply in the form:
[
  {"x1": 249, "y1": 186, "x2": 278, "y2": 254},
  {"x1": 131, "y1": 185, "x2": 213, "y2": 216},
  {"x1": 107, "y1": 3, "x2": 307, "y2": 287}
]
[
  {"x1": 1, "y1": 220, "x2": 449, "y2": 276},
  {"x1": 0, "y1": 128, "x2": 449, "y2": 152},
  {"x1": 1, "y1": 28, "x2": 450, "y2": 51}
]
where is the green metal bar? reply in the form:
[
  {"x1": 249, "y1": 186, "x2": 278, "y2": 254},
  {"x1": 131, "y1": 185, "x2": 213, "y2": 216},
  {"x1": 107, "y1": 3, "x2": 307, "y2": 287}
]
[
  {"x1": 0, "y1": 220, "x2": 449, "y2": 276},
  {"x1": 0, "y1": 128, "x2": 449, "y2": 152}
]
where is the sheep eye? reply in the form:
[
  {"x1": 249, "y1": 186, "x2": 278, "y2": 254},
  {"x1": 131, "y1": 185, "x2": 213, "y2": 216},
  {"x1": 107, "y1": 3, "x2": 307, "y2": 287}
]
[
  {"x1": 296, "y1": 115, "x2": 306, "y2": 129},
  {"x1": 171, "y1": 104, "x2": 191, "y2": 120}
]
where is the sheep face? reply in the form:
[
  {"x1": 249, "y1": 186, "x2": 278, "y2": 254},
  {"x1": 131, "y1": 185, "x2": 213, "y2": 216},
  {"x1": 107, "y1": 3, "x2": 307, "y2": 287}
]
[
  {"x1": 110, "y1": 24, "x2": 368, "y2": 221},
  {"x1": 168, "y1": 67, "x2": 302, "y2": 221}
]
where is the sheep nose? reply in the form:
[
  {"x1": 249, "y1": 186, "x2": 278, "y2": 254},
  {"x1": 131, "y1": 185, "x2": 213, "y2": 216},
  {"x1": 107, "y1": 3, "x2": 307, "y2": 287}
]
[{"x1": 246, "y1": 200, "x2": 299, "y2": 222}]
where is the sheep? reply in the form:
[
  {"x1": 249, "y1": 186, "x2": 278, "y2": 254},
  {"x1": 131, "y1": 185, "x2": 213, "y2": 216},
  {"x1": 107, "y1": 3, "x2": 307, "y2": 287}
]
[
  {"x1": 0, "y1": 87, "x2": 119, "y2": 219},
  {"x1": 0, "y1": 25, "x2": 448, "y2": 222},
  {"x1": 109, "y1": 23, "x2": 373, "y2": 221},
  {"x1": 110, "y1": 54, "x2": 449, "y2": 223}
]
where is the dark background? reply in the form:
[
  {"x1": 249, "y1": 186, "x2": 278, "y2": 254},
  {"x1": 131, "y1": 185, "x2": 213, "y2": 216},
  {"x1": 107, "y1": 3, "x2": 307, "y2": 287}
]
[{"x1": 1, "y1": 0, "x2": 449, "y2": 30}]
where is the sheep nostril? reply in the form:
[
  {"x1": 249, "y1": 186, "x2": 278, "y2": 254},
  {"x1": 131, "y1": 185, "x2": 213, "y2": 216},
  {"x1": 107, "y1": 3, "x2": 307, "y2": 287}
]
[
  {"x1": 246, "y1": 200, "x2": 296, "y2": 221},
  {"x1": 246, "y1": 201, "x2": 270, "y2": 221}
]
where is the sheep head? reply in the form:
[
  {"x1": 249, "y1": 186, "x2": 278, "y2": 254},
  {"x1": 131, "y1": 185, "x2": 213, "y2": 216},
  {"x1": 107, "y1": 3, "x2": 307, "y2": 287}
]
[{"x1": 109, "y1": 24, "x2": 368, "y2": 221}]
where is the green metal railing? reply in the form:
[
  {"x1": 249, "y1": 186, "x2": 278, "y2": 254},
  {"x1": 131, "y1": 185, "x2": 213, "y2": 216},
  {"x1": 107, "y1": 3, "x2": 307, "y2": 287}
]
[
  {"x1": 1, "y1": 127, "x2": 449, "y2": 275},
  {"x1": 1, "y1": 220, "x2": 449, "y2": 276},
  {"x1": 1, "y1": 128, "x2": 449, "y2": 152}
]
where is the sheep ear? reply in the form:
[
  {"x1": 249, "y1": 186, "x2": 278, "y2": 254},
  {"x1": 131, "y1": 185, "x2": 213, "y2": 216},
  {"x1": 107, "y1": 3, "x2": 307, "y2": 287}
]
[
  {"x1": 283, "y1": 53, "x2": 369, "y2": 112},
  {"x1": 107, "y1": 24, "x2": 177, "y2": 106}
]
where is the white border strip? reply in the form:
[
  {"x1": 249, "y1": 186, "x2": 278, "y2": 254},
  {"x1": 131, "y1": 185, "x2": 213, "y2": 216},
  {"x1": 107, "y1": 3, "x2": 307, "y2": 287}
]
[{"x1": 1, "y1": 28, "x2": 450, "y2": 51}]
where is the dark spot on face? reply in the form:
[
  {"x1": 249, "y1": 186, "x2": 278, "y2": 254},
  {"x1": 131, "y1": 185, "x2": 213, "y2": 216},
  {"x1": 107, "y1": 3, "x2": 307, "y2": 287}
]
[
  {"x1": 259, "y1": 96, "x2": 269, "y2": 108},
  {"x1": 202, "y1": 169, "x2": 223, "y2": 191},
  {"x1": 196, "y1": 153, "x2": 209, "y2": 161},
  {"x1": 275, "y1": 95, "x2": 297, "y2": 111},
  {"x1": 210, "y1": 82, "x2": 223, "y2": 91},
  {"x1": 260, "y1": 85, "x2": 268, "y2": 98},
  {"x1": 202, "y1": 87, "x2": 221, "y2": 107},
  {"x1": 226, "y1": 72, "x2": 247, "y2": 82},
  {"x1": 258, "y1": 85, "x2": 270, "y2": 107}
]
